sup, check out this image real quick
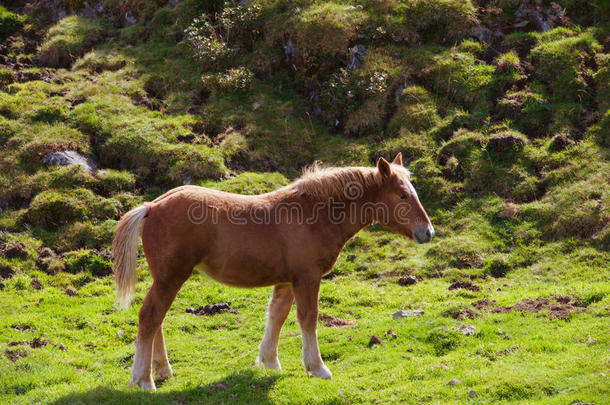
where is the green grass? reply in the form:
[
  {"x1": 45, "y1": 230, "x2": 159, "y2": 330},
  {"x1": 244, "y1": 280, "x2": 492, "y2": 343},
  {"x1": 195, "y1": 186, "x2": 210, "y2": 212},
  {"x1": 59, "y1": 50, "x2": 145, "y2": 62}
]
[{"x1": 0, "y1": 249, "x2": 608, "y2": 404}]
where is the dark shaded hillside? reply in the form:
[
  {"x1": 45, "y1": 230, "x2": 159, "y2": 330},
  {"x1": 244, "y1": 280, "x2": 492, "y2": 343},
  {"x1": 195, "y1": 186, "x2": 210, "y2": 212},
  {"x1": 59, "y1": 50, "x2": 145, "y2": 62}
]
[{"x1": 0, "y1": 0, "x2": 608, "y2": 286}]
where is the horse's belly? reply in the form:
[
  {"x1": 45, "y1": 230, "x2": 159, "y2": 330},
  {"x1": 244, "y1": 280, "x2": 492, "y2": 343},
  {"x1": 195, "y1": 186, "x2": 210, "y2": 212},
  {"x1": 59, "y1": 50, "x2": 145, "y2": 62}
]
[{"x1": 195, "y1": 256, "x2": 287, "y2": 288}]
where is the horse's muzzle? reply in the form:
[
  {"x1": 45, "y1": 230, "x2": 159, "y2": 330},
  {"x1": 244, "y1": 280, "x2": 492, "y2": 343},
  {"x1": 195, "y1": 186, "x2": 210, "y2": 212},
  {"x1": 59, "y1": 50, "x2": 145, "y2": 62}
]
[{"x1": 414, "y1": 225, "x2": 435, "y2": 244}]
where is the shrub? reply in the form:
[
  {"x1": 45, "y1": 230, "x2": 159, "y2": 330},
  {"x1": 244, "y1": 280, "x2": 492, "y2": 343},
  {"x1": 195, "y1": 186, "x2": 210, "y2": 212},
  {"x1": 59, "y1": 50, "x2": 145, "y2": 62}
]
[
  {"x1": 185, "y1": 2, "x2": 261, "y2": 70},
  {"x1": 46, "y1": 165, "x2": 98, "y2": 190},
  {"x1": 72, "y1": 51, "x2": 127, "y2": 73},
  {"x1": 14, "y1": 123, "x2": 90, "y2": 169},
  {"x1": 99, "y1": 132, "x2": 227, "y2": 184},
  {"x1": 387, "y1": 86, "x2": 441, "y2": 136},
  {"x1": 202, "y1": 67, "x2": 254, "y2": 92},
  {"x1": 483, "y1": 254, "x2": 512, "y2": 278},
  {"x1": 403, "y1": 0, "x2": 476, "y2": 44},
  {"x1": 96, "y1": 169, "x2": 136, "y2": 194},
  {"x1": 0, "y1": 68, "x2": 15, "y2": 89},
  {"x1": 53, "y1": 220, "x2": 116, "y2": 252},
  {"x1": 497, "y1": 89, "x2": 553, "y2": 136},
  {"x1": 529, "y1": 31, "x2": 601, "y2": 103},
  {"x1": 38, "y1": 16, "x2": 107, "y2": 68},
  {"x1": 62, "y1": 249, "x2": 112, "y2": 277},
  {"x1": 28, "y1": 105, "x2": 68, "y2": 123},
  {"x1": 426, "y1": 328, "x2": 461, "y2": 356},
  {"x1": 22, "y1": 188, "x2": 119, "y2": 229},
  {"x1": 423, "y1": 51, "x2": 494, "y2": 113},
  {"x1": 0, "y1": 6, "x2": 25, "y2": 37},
  {"x1": 268, "y1": 2, "x2": 365, "y2": 75}
]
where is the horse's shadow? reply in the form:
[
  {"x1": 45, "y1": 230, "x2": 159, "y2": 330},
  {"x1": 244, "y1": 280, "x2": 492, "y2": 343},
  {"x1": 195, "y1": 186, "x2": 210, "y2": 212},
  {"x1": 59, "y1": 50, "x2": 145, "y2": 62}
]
[{"x1": 50, "y1": 370, "x2": 281, "y2": 405}]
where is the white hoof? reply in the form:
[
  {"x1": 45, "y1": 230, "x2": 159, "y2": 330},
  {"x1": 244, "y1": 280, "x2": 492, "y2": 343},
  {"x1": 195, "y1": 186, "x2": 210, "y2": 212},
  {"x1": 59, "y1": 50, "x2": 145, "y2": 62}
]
[
  {"x1": 256, "y1": 354, "x2": 282, "y2": 370},
  {"x1": 307, "y1": 363, "x2": 332, "y2": 380},
  {"x1": 129, "y1": 377, "x2": 156, "y2": 391}
]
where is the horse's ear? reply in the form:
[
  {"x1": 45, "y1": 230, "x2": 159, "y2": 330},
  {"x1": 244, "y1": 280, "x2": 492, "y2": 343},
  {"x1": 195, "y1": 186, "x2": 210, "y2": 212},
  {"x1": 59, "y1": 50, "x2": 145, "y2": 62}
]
[
  {"x1": 377, "y1": 157, "x2": 391, "y2": 178},
  {"x1": 392, "y1": 152, "x2": 403, "y2": 166}
]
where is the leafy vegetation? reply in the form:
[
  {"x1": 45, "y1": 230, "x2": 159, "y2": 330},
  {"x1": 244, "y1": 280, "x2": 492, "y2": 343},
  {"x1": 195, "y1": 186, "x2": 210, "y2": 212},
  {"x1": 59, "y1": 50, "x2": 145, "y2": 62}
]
[{"x1": 0, "y1": 0, "x2": 608, "y2": 403}]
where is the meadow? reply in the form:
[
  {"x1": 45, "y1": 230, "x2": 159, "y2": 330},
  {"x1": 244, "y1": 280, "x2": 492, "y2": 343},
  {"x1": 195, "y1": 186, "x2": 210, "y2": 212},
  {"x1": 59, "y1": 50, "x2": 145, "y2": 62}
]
[{"x1": 0, "y1": 0, "x2": 608, "y2": 403}]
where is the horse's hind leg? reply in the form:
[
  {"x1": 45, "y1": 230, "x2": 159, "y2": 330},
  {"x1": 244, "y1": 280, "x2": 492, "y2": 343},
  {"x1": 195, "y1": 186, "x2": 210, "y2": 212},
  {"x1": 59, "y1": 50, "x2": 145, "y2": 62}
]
[
  {"x1": 152, "y1": 326, "x2": 172, "y2": 380},
  {"x1": 257, "y1": 284, "x2": 294, "y2": 370},
  {"x1": 131, "y1": 278, "x2": 186, "y2": 390}
]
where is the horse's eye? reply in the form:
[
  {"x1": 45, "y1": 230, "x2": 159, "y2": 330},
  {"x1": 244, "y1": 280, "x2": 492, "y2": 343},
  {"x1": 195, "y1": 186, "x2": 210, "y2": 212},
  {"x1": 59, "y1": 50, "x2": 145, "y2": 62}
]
[{"x1": 399, "y1": 194, "x2": 408, "y2": 200}]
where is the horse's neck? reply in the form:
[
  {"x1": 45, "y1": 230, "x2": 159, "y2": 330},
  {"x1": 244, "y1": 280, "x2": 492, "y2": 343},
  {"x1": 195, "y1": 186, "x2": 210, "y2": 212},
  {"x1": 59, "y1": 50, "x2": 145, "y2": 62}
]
[{"x1": 315, "y1": 190, "x2": 380, "y2": 247}]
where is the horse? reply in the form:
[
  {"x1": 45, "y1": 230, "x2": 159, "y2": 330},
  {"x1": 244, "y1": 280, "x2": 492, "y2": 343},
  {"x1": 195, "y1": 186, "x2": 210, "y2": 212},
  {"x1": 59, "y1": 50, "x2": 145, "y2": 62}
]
[{"x1": 112, "y1": 153, "x2": 434, "y2": 390}]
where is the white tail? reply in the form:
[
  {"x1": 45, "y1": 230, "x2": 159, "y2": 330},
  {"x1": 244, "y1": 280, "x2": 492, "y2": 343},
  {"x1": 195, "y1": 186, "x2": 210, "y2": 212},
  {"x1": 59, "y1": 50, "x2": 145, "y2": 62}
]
[{"x1": 112, "y1": 205, "x2": 149, "y2": 309}]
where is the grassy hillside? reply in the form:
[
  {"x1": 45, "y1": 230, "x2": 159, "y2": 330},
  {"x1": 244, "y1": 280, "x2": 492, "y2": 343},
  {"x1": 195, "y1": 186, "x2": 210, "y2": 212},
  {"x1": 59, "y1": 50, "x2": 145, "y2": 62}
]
[{"x1": 0, "y1": 1, "x2": 608, "y2": 403}]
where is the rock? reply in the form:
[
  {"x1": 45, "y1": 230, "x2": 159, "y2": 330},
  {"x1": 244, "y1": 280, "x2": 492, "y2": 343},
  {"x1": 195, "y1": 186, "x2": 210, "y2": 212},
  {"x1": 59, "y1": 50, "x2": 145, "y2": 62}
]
[
  {"x1": 1, "y1": 242, "x2": 28, "y2": 259},
  {"x1": 368, "y1": 335, "x2": 382, "y2": 346},
  {"x1": 447, "y1": 379, "x2": 459, "y2": 385},
  {"x1": 471, "y1": 25, "x2": 491, "y2": 43},
  {"x1": 0, "y1": 264, "x2": 15, "y2": 280},
  {"x1": 393, "y1": 310, "x2": 424, "y2": 319},
  {"x1": 65, "y1": 288, "x2": 78, "y2": 297},
  {"x1": 451, "y1": 324, "x2": 475, "y2": 336},
  {"x1": 58, "y1": 343, "x2": 67, "y2": 351},
  {"x1": 384, "y1": 329, "x2": 397, "y2": 339},
  {"x1": 124, "y1": 11, "x2": 137, "y2": 25},
  {"x1": 348, "y1": 45, "x2": 366, "y2": 70},
  {"x1": 186, "y1": 302, "x2": 237, "y2": 316},
  {"x1": 549, "y1": 133, "x2": 575, "y2": 151},
  {"x1": 468, "y1": 390, "x2": 476, "y2": 398},
  {"x1": 0, "y1": 199, "x2": 8, "y2": 212},
  {"x1": 398, "y1": 275, "x2": 418, "y2": 286},
  {"x1": 503, "y1": 333, "x2": 511, "y2": 340},
  {"x1": 486, "y1": 132, "x2": 526, "y2": 153},
  {"x1": 586, "y1": 337, "x2": 597, "y2": 344},
  {"x1": 283, "y1": 40, "x2": 298, "y2": 65},
  {"x1": 30, "y1": 278, "x2": 42, "y2": 290},
  {"x1": 42, "y1": 151, "x2": 96, "y2": 173}
]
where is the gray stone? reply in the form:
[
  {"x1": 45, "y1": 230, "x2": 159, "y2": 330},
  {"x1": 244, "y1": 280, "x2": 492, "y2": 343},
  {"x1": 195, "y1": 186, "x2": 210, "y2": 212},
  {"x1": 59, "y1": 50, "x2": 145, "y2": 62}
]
[
  {"x1": 42, "y1": 150, "x2": 96, "y2": 173},
  {"x1": 348, "y1": 45, "x2": 366, "y2": 70},
  {"x1": 393, "y1": 310, "x2": 424, "y2": 319},
  {"x1": 451, "y1": 324, "x2": 475, "y2": 336}
]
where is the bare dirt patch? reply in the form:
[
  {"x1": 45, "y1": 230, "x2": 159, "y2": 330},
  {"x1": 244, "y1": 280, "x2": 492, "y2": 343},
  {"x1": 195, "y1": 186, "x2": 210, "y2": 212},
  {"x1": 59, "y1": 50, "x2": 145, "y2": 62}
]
[
  {"x1": 11, "y1": 324, "x2": 31, "y2": 331},
  {"x1": 449, "y1": 281, "x2": 481, "y2": 292},
  {"x1": 454, "y1": 308, "x2": 477, "y2": 320},
  {"x1": 398, "y1": 275, "x2": 418, "y2": 286},
  {"x1": 0, "y1": 265, "x2": 15, "y2": 279},
  {"x1": 319, "y1": 313, "x2": 356, "y2": 328},
  {"x1": 473, "y1": 296, "x2": 585, "y2": 319},
  {"x1": 5, "y1": 349, "x2": 27, "y2": 362}
]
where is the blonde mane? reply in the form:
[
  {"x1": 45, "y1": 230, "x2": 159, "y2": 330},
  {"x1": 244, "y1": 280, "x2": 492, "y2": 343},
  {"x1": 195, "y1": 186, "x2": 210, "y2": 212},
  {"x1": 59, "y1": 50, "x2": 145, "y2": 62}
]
[{"x1": 289, "y1": 162, "x2": 408, "y2": 200}]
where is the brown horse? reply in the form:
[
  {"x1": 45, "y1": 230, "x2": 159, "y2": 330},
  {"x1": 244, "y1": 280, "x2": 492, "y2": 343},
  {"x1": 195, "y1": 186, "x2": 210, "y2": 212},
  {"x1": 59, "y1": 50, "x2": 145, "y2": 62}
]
[{"x1": 113, "y1": 153, "x2": 434, "y2": 390}]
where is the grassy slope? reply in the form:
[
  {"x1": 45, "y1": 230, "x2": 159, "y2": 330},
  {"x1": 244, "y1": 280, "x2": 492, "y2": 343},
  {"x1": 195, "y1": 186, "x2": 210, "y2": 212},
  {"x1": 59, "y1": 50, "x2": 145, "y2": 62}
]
[{"x1": 0, "y1": 1, "x2": 609, "y2": 403}]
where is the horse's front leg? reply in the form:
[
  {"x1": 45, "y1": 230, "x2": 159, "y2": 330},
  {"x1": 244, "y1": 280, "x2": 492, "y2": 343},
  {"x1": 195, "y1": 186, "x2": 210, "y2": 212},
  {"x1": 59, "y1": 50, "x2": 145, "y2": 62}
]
[
  {"x1": 293, "y1": 276, "x2": 332, "y2": 379},
  {"x1": 257, "y1": 283, "x2": 294, "y2": 370}
]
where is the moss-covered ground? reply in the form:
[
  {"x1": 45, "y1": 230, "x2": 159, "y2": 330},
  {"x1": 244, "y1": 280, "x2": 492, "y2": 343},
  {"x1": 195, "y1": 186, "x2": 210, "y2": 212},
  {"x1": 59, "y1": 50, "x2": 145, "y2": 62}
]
[{"x1": 0, "y1": 1, "x2": 608, "y2": 403}]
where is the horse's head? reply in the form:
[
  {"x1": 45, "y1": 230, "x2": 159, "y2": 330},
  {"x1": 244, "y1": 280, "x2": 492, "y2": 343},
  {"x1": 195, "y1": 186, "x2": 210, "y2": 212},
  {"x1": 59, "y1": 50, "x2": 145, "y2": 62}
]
[{"x1": 375, "y1": 153, "x2": 435, "y2": 244}]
